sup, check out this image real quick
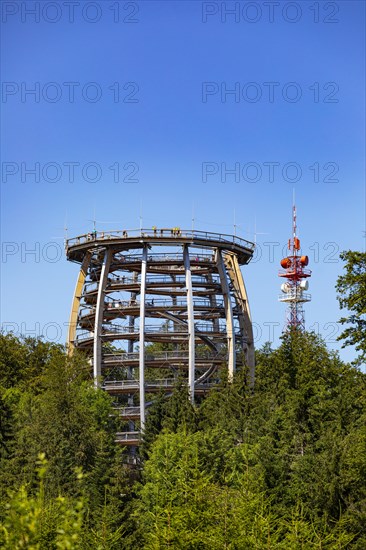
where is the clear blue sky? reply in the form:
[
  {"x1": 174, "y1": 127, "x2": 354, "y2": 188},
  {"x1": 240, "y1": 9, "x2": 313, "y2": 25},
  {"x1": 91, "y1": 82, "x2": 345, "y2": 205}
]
[{"x1": 1, "y1": 0, "x2": 365, "y2": 363}]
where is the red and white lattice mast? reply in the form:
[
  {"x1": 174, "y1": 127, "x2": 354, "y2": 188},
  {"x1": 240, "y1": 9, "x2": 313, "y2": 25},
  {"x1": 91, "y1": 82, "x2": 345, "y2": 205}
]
[{"x1": 279, "y1": 205, "x2": 312, "y2": 330}]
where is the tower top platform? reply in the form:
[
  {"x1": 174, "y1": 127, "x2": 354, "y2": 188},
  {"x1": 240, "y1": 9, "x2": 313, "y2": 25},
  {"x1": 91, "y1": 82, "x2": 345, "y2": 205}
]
[{"x1": 65, "y1": 228, "x2": 255, "y2": 265}]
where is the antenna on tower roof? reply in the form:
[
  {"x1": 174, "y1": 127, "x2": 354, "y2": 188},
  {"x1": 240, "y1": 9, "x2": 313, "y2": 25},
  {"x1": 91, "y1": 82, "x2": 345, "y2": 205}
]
[
  {"x1": 64, "y1": 212, "x2": 68, "y2": 247},
  {"x1": 139, "y1": 200, "x2": 143, "y2": 231},
  {"x1": 291, "y1": 189, "x2": 298, "y2": 242}
]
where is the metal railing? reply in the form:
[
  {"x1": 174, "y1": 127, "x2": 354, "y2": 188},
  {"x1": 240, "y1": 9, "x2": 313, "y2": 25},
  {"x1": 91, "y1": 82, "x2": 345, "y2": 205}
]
[
  {"x1": 115, "y1": 432, "x2": 140, "y2": 442},
  {"x1": 84, "y1": 282, "x2": 98, "y2": 293},
  {"x1": 117, "y1": 252, "x2": 214, "y2": 264},
  {"x1": 75, "y1": 323, "x2": 241, "y2": 343},
  {"x1": 112, "y1": 324, "x2": 234, "y2": 336},
  {"x1": 105, "y1": 274, "x2": 221, "y2": 286},
  {"x1": 103, "y1": 349, "x2": 227, "y2": 363},
  {"x1": 104, "y1": 380, "x2": 141, "y2": 389},
  {"x1": 75, "y1": 330, "x2": 94, "y2": 341},
  {"x1": 101, "y1": 323, "x2": 228, "y2": 334},
  {"x1": 103, "y1": 379, "x2": 213, "y2": 390},
  {"x1": 102, "y1": 297, "x2": 225, "y2": 309},
  {"x1": 66, "y1": 228, "x2": 255, "y2": 253},
  {"x1": 116, "y1": 407, "x2": 141, "y2": 417}
]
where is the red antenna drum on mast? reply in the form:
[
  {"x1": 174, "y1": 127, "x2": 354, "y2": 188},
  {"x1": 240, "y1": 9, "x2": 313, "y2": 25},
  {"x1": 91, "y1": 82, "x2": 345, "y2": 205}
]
[{"x1": 279, "y1": 205, "x2": 311, "y2": 330}]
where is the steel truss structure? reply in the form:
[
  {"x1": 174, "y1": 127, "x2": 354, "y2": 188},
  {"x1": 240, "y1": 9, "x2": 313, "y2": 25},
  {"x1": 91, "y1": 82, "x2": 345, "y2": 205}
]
[
  {"x1": 66, "y1": 228, "x2": 255, "y2": 446},
  {"x1": 278, "y1": 206, "x2": 312, "y2": 330}
]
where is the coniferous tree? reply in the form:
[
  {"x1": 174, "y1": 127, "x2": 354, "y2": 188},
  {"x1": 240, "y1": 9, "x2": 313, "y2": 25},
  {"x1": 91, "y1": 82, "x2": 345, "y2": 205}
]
[{"x1": 336, "y1": 250, "x2": 366, "y2": 365}]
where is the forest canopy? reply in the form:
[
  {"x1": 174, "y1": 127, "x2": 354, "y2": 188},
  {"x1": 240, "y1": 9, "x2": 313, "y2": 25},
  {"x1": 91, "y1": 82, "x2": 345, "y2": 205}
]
[{"x1": 0, "y1": 251, "x2": 365, "y2": 549}]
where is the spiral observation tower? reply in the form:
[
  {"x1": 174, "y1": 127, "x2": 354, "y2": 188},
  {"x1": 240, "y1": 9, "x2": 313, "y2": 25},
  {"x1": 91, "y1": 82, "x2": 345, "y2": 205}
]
[{"x1": 66, "y1": 228, "x2": 255, "y2": 446}]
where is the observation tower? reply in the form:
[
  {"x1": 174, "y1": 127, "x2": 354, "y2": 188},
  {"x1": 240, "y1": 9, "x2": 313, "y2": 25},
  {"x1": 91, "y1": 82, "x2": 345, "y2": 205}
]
[
  {"x1": 279, "y1": 207, "x2": 312, "y2": 330},
  {"x1": 65, "y1": 228, "x2": 255, "y2": 446}
]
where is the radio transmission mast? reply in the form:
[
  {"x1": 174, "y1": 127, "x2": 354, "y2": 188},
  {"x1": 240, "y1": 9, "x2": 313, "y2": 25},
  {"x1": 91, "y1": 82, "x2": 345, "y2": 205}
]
[{"x1": 279, "y1": 205, "x2": 312, "y2": 330}]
